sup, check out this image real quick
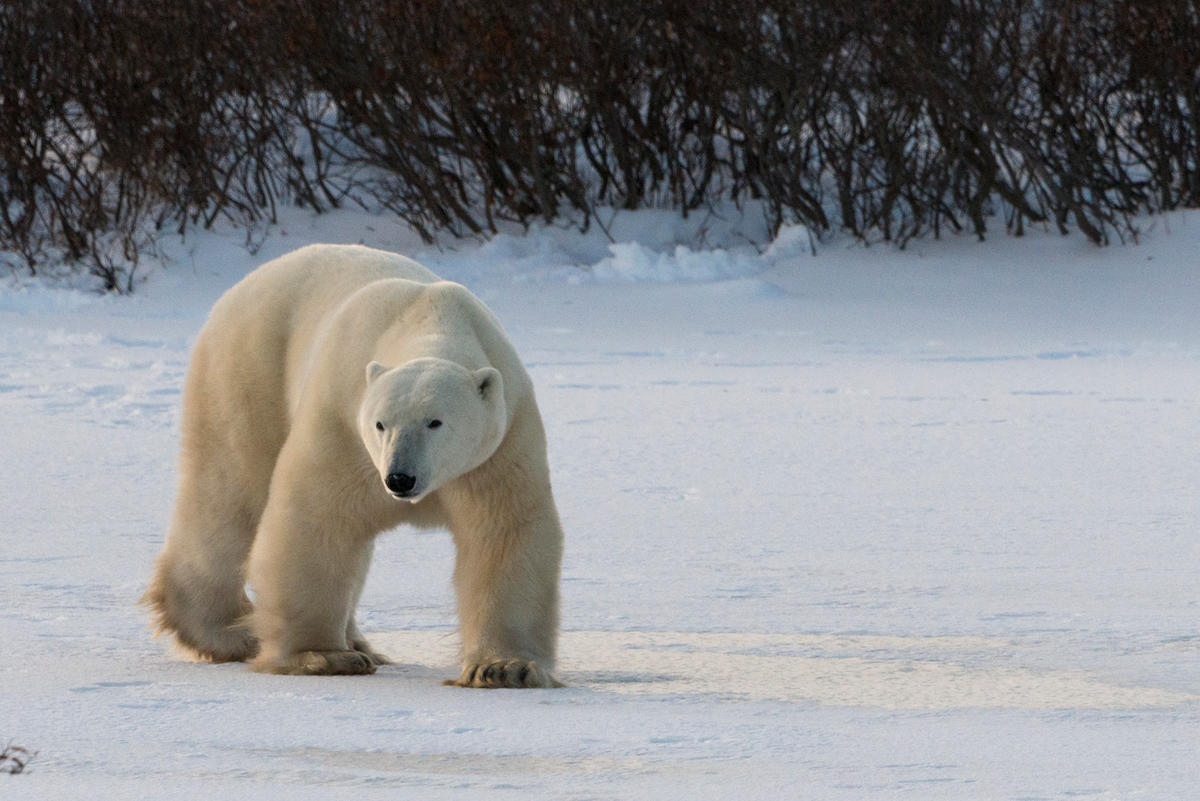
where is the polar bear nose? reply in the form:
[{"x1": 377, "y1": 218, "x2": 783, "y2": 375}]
[{"x1": 385, "y1": 472, "x2": 417, "y2": 495}]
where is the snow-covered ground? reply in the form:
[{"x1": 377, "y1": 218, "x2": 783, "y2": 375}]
[{"x1": 3, "y1": 208, "x2": 1199, "y2": 799}]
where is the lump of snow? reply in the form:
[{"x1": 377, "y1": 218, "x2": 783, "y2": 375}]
[{"x1": 590, "y1": 242, "x2": 762, "y2": 284}]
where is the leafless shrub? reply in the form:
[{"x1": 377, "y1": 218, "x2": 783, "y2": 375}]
[
  {"x1": 2, "y1": 0, "x2": 1198, "y2": 289},
  {"x1": 0, "y1": 742, "x2": 35, "y2": 775}
]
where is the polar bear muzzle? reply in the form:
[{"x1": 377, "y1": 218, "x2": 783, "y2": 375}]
[{"x1": 385, "y1": 471, "x2": 418, "y2": 497}]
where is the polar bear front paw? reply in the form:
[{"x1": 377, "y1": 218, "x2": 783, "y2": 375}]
[
  {"x1": 349, "y1": 638, "x2": 393, "y2": 667},
  {"x1": 444, "y1": 659, "x2": 564, "y2": 689},
  {"x1": 254, "y1": 649, "x2": 378, "y2": 676}
]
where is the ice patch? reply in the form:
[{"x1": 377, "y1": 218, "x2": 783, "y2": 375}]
[
  {"x1": 421, "y1": 219, "x2": 768, "y2": 286},
  {"x1": 373, "y1": 631, "x2": 1197, "y2": 711},
  {"x1": 0, "y1": 285, "x2": 107, "y2": 313},
  {"x1": 46, "y1": 330, "x2": 105, "y2": 347},
  {"x1": 693, "y1": 277, "x2": 786, "y2": 299},
  {"x1": 762, "y1": 223, "x2": 815, "y2": 262},
  {"x1": 588, "y1": 243, "x2": 762, "y2": 284}
]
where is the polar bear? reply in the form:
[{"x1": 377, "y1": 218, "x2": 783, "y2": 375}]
[{"x1": 144, "y1": 244, "x2": 563, "y2": 688}]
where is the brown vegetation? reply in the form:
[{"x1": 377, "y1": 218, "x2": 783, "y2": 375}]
[{"x1": 2, "y1": 0, "x2": 1197, "y2": 289}]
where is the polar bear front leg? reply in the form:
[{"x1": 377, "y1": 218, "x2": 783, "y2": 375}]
[
  {"x1": 445, "y1": 479, "x2": 564, "y2": 689},
  {"x1": 246, "y1": 446, "x2": 379, "y2": 676},
  {"x1": 247, "y1": 510, "x2": 377, "y2": 675},
  {"x1": 345, "y1": 540, "x2": 392, "y2": 667}
]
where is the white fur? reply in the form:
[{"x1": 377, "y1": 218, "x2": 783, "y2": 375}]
[
  {"x1": 358, "y1": 358, "x2": 505, "y2": 504},
  {"x1": 144, "y1": 244, "x2": 563, "y2": 686}
]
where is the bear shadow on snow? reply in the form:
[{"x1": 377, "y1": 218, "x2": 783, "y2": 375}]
[{"x1": 143, "y1": 244, "x2": 564, "y2": 689}]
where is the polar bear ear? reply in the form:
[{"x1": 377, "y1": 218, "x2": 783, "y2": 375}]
[
  {"x1": 474, "y1": 367, "x2": 502, "y2": 400},
  {"x1": 365, "y1": 361, "x2": 388, "y2": 384}
]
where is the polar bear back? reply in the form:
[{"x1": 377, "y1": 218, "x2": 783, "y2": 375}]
[
  {"x1": 181, "y1": 246, "x2": 445, "y2": 476},
  {"x1": 208, "y1": 244, "x2": 439, "y2": 383}
]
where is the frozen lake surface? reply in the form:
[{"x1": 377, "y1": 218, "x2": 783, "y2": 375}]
[{"x1": 3, "y1": 209, "x2": 1198, "y2": 798}]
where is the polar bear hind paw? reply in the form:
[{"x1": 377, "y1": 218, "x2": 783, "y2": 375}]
[
  {"x1": 445, "y1": 659, "x2": 564, "y2": 689},
  {"x1": 349, "y1": 638, "x2": 392, "y2": 667},
  {"x1": 201, "y1": 627, "x2": 259, "y2": 663}
]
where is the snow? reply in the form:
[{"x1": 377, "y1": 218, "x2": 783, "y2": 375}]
[{"x1": 3, "y1": 207, "x2": 1199, "y2": 799}]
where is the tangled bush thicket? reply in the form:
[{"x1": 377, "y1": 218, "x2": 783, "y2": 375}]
[{"x1": 2, "y1": 0, "x2": 1198, "y2": 290}]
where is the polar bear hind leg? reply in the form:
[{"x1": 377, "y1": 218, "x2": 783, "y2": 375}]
[
  {"x1": 144, "y1": 331, "x2": 285, "y2": 663},
  {"x1": 143, "y1": 473, "x2": 260, "y2": 663}
]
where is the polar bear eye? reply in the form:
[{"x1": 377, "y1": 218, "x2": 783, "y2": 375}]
[
  {"x1": 427, "y1": 419, "x2": 443, "y2": 429},
  {"x1": 375, "y1": 421, "x2": 385, "y2": 432}
]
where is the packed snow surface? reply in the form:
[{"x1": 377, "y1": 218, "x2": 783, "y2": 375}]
[{"x1": 3, "y1": 208, "x2": 1199, "y2": 799}]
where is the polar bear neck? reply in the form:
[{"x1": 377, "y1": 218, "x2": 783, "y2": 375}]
[
  {"x1": 288, "y1": 278, "x2": 521, "y2": 445},
  {"x1": 373, "y1": 306, "x2": 491, "y2": 375}
]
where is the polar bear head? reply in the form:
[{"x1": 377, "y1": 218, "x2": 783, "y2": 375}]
[{"x1": 358, "y1": 357, "x2": 506, "y2": 502}]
